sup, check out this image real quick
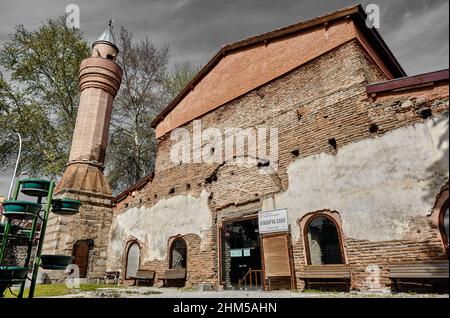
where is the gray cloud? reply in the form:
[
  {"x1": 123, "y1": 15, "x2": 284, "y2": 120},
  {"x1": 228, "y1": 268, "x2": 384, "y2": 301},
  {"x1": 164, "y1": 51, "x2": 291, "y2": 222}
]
[
  {"x1": 0, "y1": 0, "x2": 448, "y2": 192},
  {"x1": 1, "y1": 0, "x2": 447, "y2": 72}
]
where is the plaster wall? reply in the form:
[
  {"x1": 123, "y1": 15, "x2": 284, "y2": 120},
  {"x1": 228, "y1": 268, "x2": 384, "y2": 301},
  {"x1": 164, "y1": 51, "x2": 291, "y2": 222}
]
[
  {"x1": 273, "y1": 115, "x2": 449, "y2": 241},
  {"x1": 107, "y1": 190, "x2": 212, "y2": 270}
]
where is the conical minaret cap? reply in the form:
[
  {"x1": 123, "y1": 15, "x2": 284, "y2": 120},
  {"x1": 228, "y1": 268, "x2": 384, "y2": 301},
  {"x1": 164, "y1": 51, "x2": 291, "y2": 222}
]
[{"x1": 92, "y1": 19, "x2": 119, "y2": 53}]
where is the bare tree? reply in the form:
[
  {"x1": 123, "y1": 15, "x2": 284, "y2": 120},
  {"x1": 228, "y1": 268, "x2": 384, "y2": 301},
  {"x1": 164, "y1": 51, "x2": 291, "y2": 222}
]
[
  {"x1": 164, "y1": 61, "x2": 200, "y2": 100},
  {"x1": 106, "y1": 27, "x2": 200, "y2": 193},
  {"x1": 106, "y1": 27, "x2": 169, "y2": 192}
]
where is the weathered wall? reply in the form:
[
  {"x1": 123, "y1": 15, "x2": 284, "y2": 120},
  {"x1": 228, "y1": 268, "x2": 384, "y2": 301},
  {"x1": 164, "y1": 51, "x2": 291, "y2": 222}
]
[
  {"x1": 110, "y1": 39, "x2": 449, "y2": 291},
  {"x1": 108, "y1": 190, "x2": 212, "y2": 267},
  {"x1": 275, "y1": 115, "x2": 449, "y2": 242}
]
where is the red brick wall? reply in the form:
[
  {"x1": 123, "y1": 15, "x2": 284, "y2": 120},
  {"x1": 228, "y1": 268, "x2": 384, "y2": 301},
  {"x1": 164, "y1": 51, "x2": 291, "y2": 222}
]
[
  {"x1": 112, "y1": 40, "x2": 449, "y2": 290},
  {"x1": 155, "y1": 19, "x2": 360, "y2": 138}
]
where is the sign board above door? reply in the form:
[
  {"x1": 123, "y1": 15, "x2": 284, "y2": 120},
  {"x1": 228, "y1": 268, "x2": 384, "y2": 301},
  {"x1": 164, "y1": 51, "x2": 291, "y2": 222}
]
[{"x1": 258, "y1": 208, "x2": 288, "y2": 234}]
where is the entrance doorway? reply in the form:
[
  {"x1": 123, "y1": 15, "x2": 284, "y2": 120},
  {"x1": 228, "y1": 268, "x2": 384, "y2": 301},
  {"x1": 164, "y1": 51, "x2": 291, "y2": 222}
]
[
  {"x1": 73, "y1": 240, "x2": 90, "y2": 278},
  {"x1": 220, "y1": 217, "x2": 262, "y2": 289}
]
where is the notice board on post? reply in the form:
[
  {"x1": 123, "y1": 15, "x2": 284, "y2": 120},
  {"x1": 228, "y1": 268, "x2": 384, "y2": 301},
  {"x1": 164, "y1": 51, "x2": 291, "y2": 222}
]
[{"x1": 262, "y1": 233, "x2": 292, "y2": 277}]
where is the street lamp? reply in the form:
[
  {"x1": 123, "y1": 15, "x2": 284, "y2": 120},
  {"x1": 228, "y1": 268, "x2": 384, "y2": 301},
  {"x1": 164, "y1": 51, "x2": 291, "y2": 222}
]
[
  {"x1": 7, "y1": 133, "x2": 22, "y2": 200},
  {"x1": 1, "y1": 133, "x2": 22, "y2": 223}
]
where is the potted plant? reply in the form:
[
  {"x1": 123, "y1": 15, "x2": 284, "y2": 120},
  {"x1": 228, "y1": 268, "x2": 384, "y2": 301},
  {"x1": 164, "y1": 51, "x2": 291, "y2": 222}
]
[
  {"x1": 0, "y1": 266, "x2": 29, "y2": 297},
  {"x1": 2, "y1": 201, "x2": 42, "y2": 220},
  {"x1": 20, "y1": 178, "x2": 51, "y2": 197},
  {"x1": 40, "y1": 255, "x2": 74, "y2": 270},
  {"x1": 51, "y1": 199, "x2": 81, "y2": 215}
]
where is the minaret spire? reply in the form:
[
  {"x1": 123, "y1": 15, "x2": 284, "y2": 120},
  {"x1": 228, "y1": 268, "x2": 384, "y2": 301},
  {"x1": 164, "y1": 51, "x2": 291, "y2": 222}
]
[
  {"x1": 56, "y1": 20, "x2": 123, "y2": 195},
  {"x1": 93, "y1": 19, "x2": 118, "y2": 54}
]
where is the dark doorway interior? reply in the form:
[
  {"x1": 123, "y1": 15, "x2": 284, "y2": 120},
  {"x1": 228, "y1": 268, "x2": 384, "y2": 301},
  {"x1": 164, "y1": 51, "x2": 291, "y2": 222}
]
[
  {"x1": 170, "y1": 238, "x2": 187, "y2": 269},
  {"x1": 73, "y1": 240, "x2": 90, "y2": 278},
  {"x1": 221, "y1": 218, "x2": 261, "y2": 289}
]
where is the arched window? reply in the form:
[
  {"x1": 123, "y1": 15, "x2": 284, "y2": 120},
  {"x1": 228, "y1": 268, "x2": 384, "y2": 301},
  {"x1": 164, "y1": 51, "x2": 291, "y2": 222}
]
[
  {"x1": 305, "y1": 216, "x2": 344, "y2": 265},
  {"x1": 126, "y1": 242, "x2": 140, "y2": 279},
  {"x1": 439, "y1": 200, "x2": 449, "y2": 257},
  {"x1": 170, "y1": 238, "x2": 187, "y2": 269}
]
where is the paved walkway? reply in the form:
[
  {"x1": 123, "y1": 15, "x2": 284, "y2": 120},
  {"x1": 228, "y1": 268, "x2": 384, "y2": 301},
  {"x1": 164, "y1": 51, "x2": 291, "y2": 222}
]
[{"x1": 54, "y1": 286, "x2": 449, "y2": 298}]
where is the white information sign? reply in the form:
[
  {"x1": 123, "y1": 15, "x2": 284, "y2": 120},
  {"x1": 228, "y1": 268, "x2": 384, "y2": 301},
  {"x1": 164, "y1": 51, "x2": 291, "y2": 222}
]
[
  {"x1": 243, "y1": 248, "x2": 251, "y2": 257},
  {"x1": 230, "y1": 249, "x2": 242, "y2": 257},
  {"x1": 258, "y1": 208, "x2": 288, "y2": 234}
]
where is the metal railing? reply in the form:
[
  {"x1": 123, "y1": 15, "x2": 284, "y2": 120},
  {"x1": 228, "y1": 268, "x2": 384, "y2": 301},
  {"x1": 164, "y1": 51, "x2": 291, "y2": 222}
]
[{"x1": 238, "y1": 268, "x2": 263, "y2": 290}]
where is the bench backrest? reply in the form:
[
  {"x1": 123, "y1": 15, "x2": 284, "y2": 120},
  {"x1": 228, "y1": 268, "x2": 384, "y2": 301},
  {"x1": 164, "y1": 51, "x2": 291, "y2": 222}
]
[
  {"x1": 105, "y1": 271, "x2": 120, "y2": 278},
  {"x1": 390, "y1": 261, "x2": 449, "y2": 278},
  {"x1": 134, "y1": 270, "x2": 156, "y2": 279},
  {"x1": 301, "y1": 264, "x2": 351, "y2": 279},
  {"x1": 164, "y1": 268, "x2": 187, "y2": 279}
]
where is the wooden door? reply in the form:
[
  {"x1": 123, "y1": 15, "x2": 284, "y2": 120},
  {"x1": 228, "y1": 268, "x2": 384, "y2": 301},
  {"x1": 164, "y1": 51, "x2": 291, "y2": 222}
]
[
  {"x1": 261, "y1": 233, "x2": 295, "y2": 290},
  {"x1": 73, "y1": 241, "x2": 89, "y2": 278}
]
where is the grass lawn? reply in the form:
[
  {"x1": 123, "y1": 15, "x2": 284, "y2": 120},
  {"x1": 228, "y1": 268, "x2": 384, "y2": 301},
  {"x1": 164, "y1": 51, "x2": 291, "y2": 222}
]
[{"x1": 3, "y1": 283, "x2": 122, "y2": 298}]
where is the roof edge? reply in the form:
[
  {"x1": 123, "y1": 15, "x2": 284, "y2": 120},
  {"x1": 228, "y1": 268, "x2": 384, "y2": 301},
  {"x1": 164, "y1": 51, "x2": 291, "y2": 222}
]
[
  {"x1": 112, "y1": 172, "x2": 154, "y2": 204},
  {"x1": 151, "y1": 5, "x2": 364, "y2": 129},
  {"x1": 366, "y1": 69, "x2": 449, "y2": 95},
  {"x1": 150, "y1": 4, "x2": 406, "y2": 131},
  {"x1": 352, "y1": 5, "x2": 406, "y2": 78}
]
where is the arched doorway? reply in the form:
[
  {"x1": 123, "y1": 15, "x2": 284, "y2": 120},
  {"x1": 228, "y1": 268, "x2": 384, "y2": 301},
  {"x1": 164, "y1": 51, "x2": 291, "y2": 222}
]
[
  {"x1": 125, "y1": 242, "x2": 140, "y2": 279},
  {"x1": 304, "y1": 215, "x2": 345, "y2": 265},
  {"x1": 439, "y1": 200, "x2": 449, "y2": 257},
  {"x1": 169, "y1": 238, "x2": 187, "y2": 269},
  {"x1": 72, "y1": 240, "x2": 90, "y2": 278}
]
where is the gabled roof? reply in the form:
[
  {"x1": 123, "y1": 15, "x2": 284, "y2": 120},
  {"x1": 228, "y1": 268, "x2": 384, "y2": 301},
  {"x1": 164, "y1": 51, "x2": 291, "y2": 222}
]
[{"x1": 151, "y1": 4, "x2": 405, "y2": 134}]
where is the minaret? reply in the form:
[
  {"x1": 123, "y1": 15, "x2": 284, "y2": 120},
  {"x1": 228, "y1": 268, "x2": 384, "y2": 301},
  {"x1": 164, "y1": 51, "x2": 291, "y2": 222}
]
[
  {"x1": 43, "y1": 21, "x2": 122, "y2": 281},
  {"x1": 56, "y1": 20, "x2": 122, "y2": 195}
]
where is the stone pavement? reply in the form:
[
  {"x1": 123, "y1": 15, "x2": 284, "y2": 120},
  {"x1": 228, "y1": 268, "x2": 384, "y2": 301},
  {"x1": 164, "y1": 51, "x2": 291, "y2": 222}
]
[{"x1": 53, "y1": 286, "x2": 449, "y2": 298}]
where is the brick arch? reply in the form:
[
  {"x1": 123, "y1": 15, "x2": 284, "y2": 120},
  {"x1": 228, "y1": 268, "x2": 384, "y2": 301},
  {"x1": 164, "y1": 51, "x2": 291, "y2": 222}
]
[
  {"x1": 297, "y1": 210, "x2": 348, "y2": 265},
  {"x1": 166, "y1": 234, "x2": 210, "y2": 287},
  {"x1": 208, "y1": 156, "x2": 282, "y2": 209},
  {"x1": 168, "y1": 235, "x2": 188, "y2": 269},
  {"x1": 121, "y1": 237, "x2": 142, "y2": 281},
  {"x1": 430, "y1": 183, "x2": 449, "y2": 257}
]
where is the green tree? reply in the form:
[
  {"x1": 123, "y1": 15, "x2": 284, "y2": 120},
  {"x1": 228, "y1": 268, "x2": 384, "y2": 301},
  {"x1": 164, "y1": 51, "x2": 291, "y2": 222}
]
[
  {"x1": 0, "y1": 18, "x2": 199, "y2": 193},
  {"x1": 0, "y1": 17, "x2": 90, "y2": 178}
]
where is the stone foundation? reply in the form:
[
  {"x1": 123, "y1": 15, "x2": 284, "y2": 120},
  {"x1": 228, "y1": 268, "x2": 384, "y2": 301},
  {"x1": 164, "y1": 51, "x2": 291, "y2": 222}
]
[{"x1": 42, "y1": 190, "x2": 112, "y2": 281}]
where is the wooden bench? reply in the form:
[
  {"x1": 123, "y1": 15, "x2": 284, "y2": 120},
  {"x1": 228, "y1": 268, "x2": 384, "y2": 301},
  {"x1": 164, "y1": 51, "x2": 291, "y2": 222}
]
[
  {"x1": 300, "y1": 264, "x2": 351, "y2": 290},
  {"x1": 389, "y1": 261, "x2": 449, "y2": 292},
  {"x1": 159, "y1": 268, "x2": 187, "y2": 287},
  {"x1": 96, "y1": 271, "x2": 120, "y2": 285},
  {"x1": 105, "y1": 271, "x2": 120, "y2": 284},
  {"x1": 129, "y1": 270, "x2": 156, "y2": 286}
]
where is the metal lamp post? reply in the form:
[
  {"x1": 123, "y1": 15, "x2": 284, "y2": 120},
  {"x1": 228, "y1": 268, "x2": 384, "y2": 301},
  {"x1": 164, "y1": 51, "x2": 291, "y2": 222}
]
[
  {"x1": 1, "y1": 133, "x2": 22, "y2": 224},
  {"x1": 7, "y1": 133, "x2": 22, "y2": 200}
]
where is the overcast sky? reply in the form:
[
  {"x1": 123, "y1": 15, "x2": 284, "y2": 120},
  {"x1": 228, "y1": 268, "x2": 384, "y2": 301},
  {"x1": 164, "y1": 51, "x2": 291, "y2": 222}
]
[{"x1": 0, "y1": 0, "x2": 448, "y2": 196}]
